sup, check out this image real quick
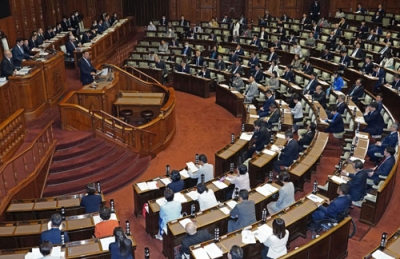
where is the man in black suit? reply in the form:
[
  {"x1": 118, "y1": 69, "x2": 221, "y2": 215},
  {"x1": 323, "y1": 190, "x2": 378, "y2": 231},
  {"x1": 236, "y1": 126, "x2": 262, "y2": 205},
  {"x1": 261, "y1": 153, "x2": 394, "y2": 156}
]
[
  {"x1": 155, "y1": 55, "x2": 168, "y2": 83},
  {"x1": 310, "y1": 0, "x2": 321, "y2": 22},
  {"x1": 181, "y1": 42, "x2": 192, "y2": 57},
  {"x1": 228, "y1": 50, "x2": 238, "y2": 63},
  {"x1": 386, "y1": 74, "x2": 400, "y2": 89},
  {"x1": 361, "y1": 56, "x2": 374, "y2": 74},
  {"x1": 335, "y1": 95, "x2": 346, "y2": 114},
  {"x1": 348, "y1": 78, "x2": 365, "y2": 102},
  {"x1": 267, "y1": 47, "x2": 278, "y2": 63},
  {"x1": 28, "y1": 33, "x2": 38, "y2": 50},
  {"x1": 246, "y1": 120, "x2": 271, "y2": 159},
  {"x1": 193, "y1": 50, "x2": 205, "y2": 67},
  {"x1": 177, "y1": 60, "x2": 190, "y2": 73},
  {"x1": 55, "y1": 23, "x2": 63, "y2": 34},
  {"x1": 44, "y1": 26, "x2": 55, "y2": 40},
  {"x1": 12, "y1": 38, "x2": 32, "y2": 68},
  {"x1": 253, "y1": 65, "x2": 263, "y2": 83},
  {"x1": 327, "y1": 31, "x2": 336, "y2": 50},
  {"x1": 338, "y1": 50, "x2": 350, "y2": 71},
  {"x1": 81, "y1": 30, "x2": 92, "y2": 44},
  {"x1": 78, "y1": 51, "x2": 97, "y2": 85},
  {"x1": 350, "y1": 42, "x2": 364, "y2": 59},
  {"x1": 298, "y1": 122, "x2": 316, "y2": 151},
  {"x1": 198, "y1": 65, "x2": 211, "y2": 79},
  {"x1": 313, "y1": 85, "x2": 327, "y2": 108},
  {"x1": 341, "y1": 160, "x2": 368, "y2": 207},
  {"x1": 36, "y1": 28, "x2": 45, "y2": 46},
  {"x1": 260, "y1": 104, "x2": 280, "y2": 130},
  {"x1": 302, "y1": 58, "x2": 314, "y2": 75},
  {"x1": 160, "y1": 15, "x2": 168, "y2": 26},
  {"x1": 321, "y1": 48, "x2": 333, "y2": 61},
  {"x1": 273, "y1": 130, "x2": 299, "y2": 173},
  {"x1": 259, "y1": 27, "x2": 267, "y2": 40},
  {"x1": 357, "y1": 20, "x2": 369, "y2": 39},
  {"x1": 361, "y1": 102, "x2": 385, "y2": 136},
  {"x1": 229, "y1": 59, "x2": 243, "y2": 75},
  {"x1": 303, "y1": 72, "x2": 318, "y2": 95},
  {"x1": 282, "y1": 65, "x2": 294, "y2": 82},
  {"x1": 66, "y1": 35, "x2": 79, "y2": 57},
  {"x1": 378, "y1": 42, "x2": 392, "y2": 62},
  {"x1": 365, "y1": 29, "x2": 376, "y2": 41},
  {"x1": 1, "y1": 50, "x2": 16, "y2": 79}
]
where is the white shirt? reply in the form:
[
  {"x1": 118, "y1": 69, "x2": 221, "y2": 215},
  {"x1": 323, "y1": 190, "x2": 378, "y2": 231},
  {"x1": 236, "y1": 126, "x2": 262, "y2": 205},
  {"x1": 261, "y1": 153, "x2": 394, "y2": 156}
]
[
  {"x1": 263, "y1": 230, "x2": 289, "y2": 258},
  {"x1": 227, "y1": 173, "x2": 250, "y2": 198},
  {"x1": 197, "y1": 189, "x2": 218, "y2": 211}
]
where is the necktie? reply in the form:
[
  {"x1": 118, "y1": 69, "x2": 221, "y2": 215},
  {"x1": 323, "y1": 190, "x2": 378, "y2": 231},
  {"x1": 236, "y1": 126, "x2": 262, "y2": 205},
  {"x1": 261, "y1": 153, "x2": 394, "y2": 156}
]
[
  {"x1": 197, "y1": 57, "x2": 199, "y2": 66},
  {"x1": 233, "y1": 66, "x2": 238, "y2": 73},
  {"x1": 306, "y1": 80, "x2": 313, "y2": 90},
  {"x1": 350, "y1": 86, "x2": 358, "y2": 95},
  {"x1": 245, "y1": 83, "x2": 252, "y2": 95},
  {"x1": 380, "y1": 47, "x2": 387, "y2": 54},
  {"x1": 368, "y1": 35, "x2": 372, "y2": 40},
  {"x1": 184, "y1": 48, "x2": 187, "y2": 55},
  {"x1": 352, "y1": 49, "x2": 358, "y2": 57}
]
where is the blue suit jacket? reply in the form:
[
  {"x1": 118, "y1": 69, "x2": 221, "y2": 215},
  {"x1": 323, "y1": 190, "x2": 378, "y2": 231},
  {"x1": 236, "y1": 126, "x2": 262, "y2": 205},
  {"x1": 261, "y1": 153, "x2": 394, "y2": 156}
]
[
  {"x1": 372, "y1": 69, "x2": 385, "y2": 84},
  {"x1": 325, "y1": 113, "x2": 344, "y2": 133},
  {"x1": 348, "y1": 170, "x2": 368, "y2": 201},
  {"x1": 349, "y1": 85, "x2": 364, "y2": 101},
  {"x1": 41, "y1": 228, "x2": 69, "y2": 244},
  {"x1": 80, "y1": 194, "x2": 102, "y2": 213},
  {"x1": 178, "y1": 64, "x2": 190, "y2": 73},
  {"x1": 78, "y1": 58, "x2": 96, "y2": 85},
  {"x1": 11, "y1": 45, "x2": 30, "y2": 67},
  {"x1": 312, "y1": 195, "x2": 351, "y2": 221},
  {"x1": 279, "y1": 139, "x2": 299, "y2": 166},
  {"x1": 109, "y1": 240, "x2": 133, "y2": 259},
  {"x1": 339, "y1": 55, "x2": 350, "y2": 68},
  {"x1": 381, "y1": 132, "x2": 399, "y2": 148},
  {"x1": 363, "y1": 110, "x2": 384, "y2": 135},
  {"x1": 336, "y1": 102, "x2": 345, "y2": 114},
  {"x1": 259, "y1": 96, "x2": 275, "y2": 116},
  {"x1": 370, "y1": 156, "x2": 395, "y2": 184}
]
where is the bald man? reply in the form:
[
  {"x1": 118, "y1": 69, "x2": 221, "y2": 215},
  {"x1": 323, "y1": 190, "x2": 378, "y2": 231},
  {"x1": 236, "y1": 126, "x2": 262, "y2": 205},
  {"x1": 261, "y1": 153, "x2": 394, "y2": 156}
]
[
  {"x1": 180, "y1": 222, "x2": 212, "y2": 257},
  {"x1": 1, "y1": 50, "x2": 16, "y2": 78}
]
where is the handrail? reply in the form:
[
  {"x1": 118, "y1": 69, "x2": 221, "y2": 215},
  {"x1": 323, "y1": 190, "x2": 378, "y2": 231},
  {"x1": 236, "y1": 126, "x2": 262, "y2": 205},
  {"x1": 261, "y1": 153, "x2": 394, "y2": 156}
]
[{"x1": 122, "y1": 65, "x2": 162, "y2": 85}]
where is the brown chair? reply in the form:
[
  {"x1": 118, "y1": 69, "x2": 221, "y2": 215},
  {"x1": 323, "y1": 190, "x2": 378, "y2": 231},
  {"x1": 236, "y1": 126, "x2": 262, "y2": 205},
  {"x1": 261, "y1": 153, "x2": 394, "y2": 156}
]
[
  {"x1": 140, "y1": 110, "x2": 154, "y2": 123},
  {"x1": 120, "y1": 110, "x2": 133, "y2": 123}
]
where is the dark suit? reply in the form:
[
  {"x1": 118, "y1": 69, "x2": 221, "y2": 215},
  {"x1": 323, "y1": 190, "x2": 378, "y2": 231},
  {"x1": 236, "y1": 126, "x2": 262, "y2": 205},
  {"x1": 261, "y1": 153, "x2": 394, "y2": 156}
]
[
  {"x1": 350, "y1": 48, "x2": 364, "y2": 59},
  {"x1": 178, "y1": 64, "x2": 190, "y2": 73},
  {"x1": 365, "y1": 34, "x2": 376, "y2": 41},
  {"x1": 362, "y1": 110, "x2": 384, "y2": 136},
  {"x1": 253, "y1": 70, "x2": 263, "y2": 83},
  {"x1": 361, "y1": 62, "x2": 374, "y2": 74},
  {"x1": 348, "y1": 85, "x2": 364, "y2": 102},
  {"x1": 193, "y1": 56, "x2": 205, "y2": 66},
  {"x1": 248, "y1": 57, "x2": 260, "y2": 72},
  {"x1": 28, "y1": 38, "x2": 37, "y2": 50},
  {"x1": 302, "y1": 64, "x2": 314, "y2": 75},
  {"x1": 12, "y1": 45, "x2": 30, "y2": 68},
  {"x1": 313, "y1": 91, "x2": 327, "y2": 108},
  {"x1": 321, "y1": 51, "x2": 333, "y2": 61},
  {"x1": 181, "y1": 46, "x2": 192, "y2": 57},
  {"x1": 310, "y1": 2, "x2": 321, "y2": 21},
  {"x1": 324, "y1": 113, "x2": 344, "y2": 133},
  {"x1": 40, "y1": 228, "x2": 70, "y2": 244},
  {"x1": 229, "y1": 64, "x2": 243, "y2": 75},
  {"x1": 228, "y1": 200, "x2": 256, "y2": 232},
  {"x1": 282, "y1": 70, "x2": 294, "y2": 82},
  {"x1": 273, "y1": 139, "x2": 299, "y2": 172},
  {"x1": 312, "y1": 195, "x2": 351, "y2": 221},
  {"x1": 303, "y1": 79, "x2": 318, "y2": 94},
  {"x1": 45, "y1": 31, "x2": 55, "y2": 40},
  {"x1": 78, "y1": 58, "x2": 96, "y2": 85},
  {"x1": 160, "y1": 18, "x2": 168, "y2": 26},
  {"x1": 262, "y1": 109, "x2": 280, "y2": 130},
  {"x1": 267, "y1": 52, "x2": 278, "y2": 62},
  {"x1": 1, "y1": 58, "x2": 15, "y2": 78},
  {"x1": 36, "y1": 34, "x2": 45, "y2": 46},
  {"x1": 214, "y1": 60, "x2": 226, "y2": 70},
  {"x1": 391, "y1": 80, "x2": 400, "y2": 89},
  {"x1": 228, "y1": 53, "x2": 238, "y2": 63},
  {"x1": 338, "y1": 55, "x2": 350, "y2": 70},
  {"x1": 109, "y1": 240, "x2": 133, "y2": 259},
  {"x1": 246, "y1": 127, "x2": 271, "y2": 159},
  {"x1": 235, "y1": 48, "x2": 244, "y2": 56},
  {"x1": 367, "y1": 132, "x2": 398, "y2": 161},
  {"x1": 298, "y1": 130, "x2": 315, "y2": 151},
  {"x1": 336, "y1": 102, "x2": 346, "y2": 114},
  {"x1": 259, "y1": 96, "x2": 275, "y2": 117},
  {"x1": 368, "y1": 156, "x2": 395, "y2": 185},
  {"x1": 198, "y1": 70, "x2": 211, "y2": 79},
  {"x1": 209, "y1": 51, "x2": 219, "y2": 59},
  {"x1": 372, "y1": 68, "x2": 385, "y2": 92},
  {"x1": 61, "y1": 20, "x2": 70, "y2": 31},
  {"x1": 327, "y1": 35, "x2": 336, "y2": 50},
  {"x1": 65, "y1": 41, "x2": 77, "y2": 57},
  {"x1": 347, "y1": 170, "x2": 368, "y2": 201},
  {"x1": 80, "y1": 194, "x2": 102, "y2": 213}
]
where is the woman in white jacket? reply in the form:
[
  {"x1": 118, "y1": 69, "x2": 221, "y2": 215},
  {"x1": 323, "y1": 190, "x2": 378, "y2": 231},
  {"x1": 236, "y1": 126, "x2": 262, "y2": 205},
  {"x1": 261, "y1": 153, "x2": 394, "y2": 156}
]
[{"x1": 262, "y1": 218, "x2": 289, "y2": 259}]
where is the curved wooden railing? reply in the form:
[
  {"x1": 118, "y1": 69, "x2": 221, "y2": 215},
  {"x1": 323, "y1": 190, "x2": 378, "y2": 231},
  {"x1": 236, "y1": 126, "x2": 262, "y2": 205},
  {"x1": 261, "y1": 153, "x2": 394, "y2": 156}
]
[
  {"x1": 0, "y1": 109, "x2": 26, "y2": 164},
  {"x1": 58, "y1": 64, "x2": 176, "y2": 157},
  {"x1": 0, "y1": 121, "x2": 56, "y2": 215}
]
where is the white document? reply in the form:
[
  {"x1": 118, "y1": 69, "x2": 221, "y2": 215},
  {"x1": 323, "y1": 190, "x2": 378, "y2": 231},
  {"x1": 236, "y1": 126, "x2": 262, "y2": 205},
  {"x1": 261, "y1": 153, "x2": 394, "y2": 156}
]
[
  {"x1": 240, "y1": 132, "x2": 253, "y2": 141},
  {"x1": 50, "y1": 246, "x2": 64, "y2": 257},
  {"x1": 264, "y1": 184, "x2": 278, "y2": 193},
  {"x1": 262, "y1": 149, "x2": 276, "y2": 156},
  {"x1": 186, "y1": 190, "x2": 199, "y2": 201},
  {"x1": 371, "y1": 250, "x2": 395, "y2": 259},
  {"x1": 256, "y1": 186, "x2": 271, "y2": 197},
  {"x1": 192, "y1": 247, "x2": 210, "y2": 259},
  {"x1": 220, "y1": 84, "x2": 229, "y2": 89},
  {"x1": 219, "y1": 206, "x2": 230, "y2": 215},
  {"x1": 92, "y1": 215, "x2": 101, "y2": 225},
  {"x1": 249, "y1": 104, "x2": 256, "y2": 109},
  {"x1": 253, "y1": 224, "x2": 273, "y2": 243},
  {"x1": 307, "y1": 194, "x2": 325, "y2": 203},
  {"x1": 331, "y1": 175, "x2": 347, "y2": 184},
  {"x1": 187, "y1": 162, "x2": 199, "y2": 173},
  {"x1": 179, "y1": 218, "x2": 193, "y2": 228},
  {"x1": 231, "y1": 90, "x2": 240, "y2": 94},
  {"x1": 212, "y1": 181, "x2": 228, "y2": 189},
  {"x1": 242, "y1": 228, "x2": 256, "y2": 244},
  {"x1": 250, "y1": 114, "x2": 259, "y2": 118},
  {"x1": 226, "y1": 200, "x2": 237, "y2": 209},
  {"x1": 160, "y1": 178, "x2": 171, "y2": 185},
  {"x1": 180, "y1": 169, "x2": 190, "y2": 178},
  {"x1": 349, "y1": 156, "x2": 365, "y2": 163},
  {"x1": 355, "y1": 117, "x2": 366, "y2": 124},
  {"x1": 147, "y1": 181, "x2": 159, "y2": 190},
  {"x1": 156, "y1": 197, "x2": 167, "y2": 207},
  {"x1": 174, "y1": 192, "x2": 188, "y2": 203},
  {"x1": 137, "y1": 182, "x2": 149, "y2": 191},
  {"x1": 100, "y1": 236, "x2": 115, "y2": 250},
  {"x1": 270, "y1": 144, "x2": 281, "y2": 152},
  {"x1": 276, "y1": 133, "x2": 285, "y2": 139},
  {"x1": 204, "y1": 243, "x2": 223, "y2": 259},
  {"x1": 333, "y1": 91, "x2": 343, "y2": 95}
]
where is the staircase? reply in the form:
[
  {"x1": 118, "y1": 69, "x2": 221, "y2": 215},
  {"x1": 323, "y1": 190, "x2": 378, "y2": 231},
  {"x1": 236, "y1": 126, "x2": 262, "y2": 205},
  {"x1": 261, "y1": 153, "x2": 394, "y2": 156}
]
[{"x1": 43, "y1": 131, "x2": 150, "y2": 197}]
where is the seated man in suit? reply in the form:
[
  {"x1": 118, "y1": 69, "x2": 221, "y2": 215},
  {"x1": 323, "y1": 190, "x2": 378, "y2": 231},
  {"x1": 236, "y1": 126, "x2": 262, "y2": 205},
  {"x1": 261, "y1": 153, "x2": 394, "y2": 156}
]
[
  {"x1": 303, "y1": 72, "x2": 318, "y2": 95},
  {"x1": 367, "y1": 146, "x2": 396, "y2": 185},
  {"x1": 341, "y1": 159, "x2": 368, "y2": 207},
  {"x1": 302, "y1": 58, "x2": 314, "y2": 75},
  {"x1": 243, "y1": 75, "x2": 259, "y2": 103},
  {"x1": 198, "y1": 65, "x2": 211, "y2": 79},
  {"x1": 235, "y1": 44, "x2": 245, "y2": 56},
  {"x1": 312, "y1": 183, "x2": 351, "y2": 221},
  {"x1": 273, "y1": 130, "x2": 299, "y2": 173},
  {"x1": 378, "y1": 42, "x2": 392, "y2": 63},
  {"x1": 313, "y1": 85, "x2": 327, "y2": 108},
  {"x1": 193, "y1": 50, "x2": 204, "y2": 66},
  {"x1": 66, "y1": 35, "x2": 80, "y2": 57},
  {"x1": 361, "y1": 102, "x2": 384, "y2": 136},
  {"x1": 361, "y1": 56, "x2": 374, "y2": 74},
  {"x1": 94, "y1": 206, "x2": 119, "y2": 238},
  {"x1": 78, "y1": 51, "x2": 97, "y2": 85},
  {"x1": 260, "y1": 103, "x2": 280, "y2": 130},
  {"x1": 253, "y1": 65, "x2": 263, "y2": 83},
  {"x1": 282, "y1": 65, "x2": 294, "y2": 82},
  {"x1": 169, "y1": 38, "x2": 179, "y2": 48},
  {"x1": 350, "y1": 42, "x2": 365, "y2": 59},
  {"x1": 348, "y1": 78, "x2": 364, "y2": 102},
  {"x1": 41, "y1": 213, "x2": 70, "y2": 244},
  {"x1": 1, "y1": 50, "x2": 16, "y2": 79},
  {"x1": 12, "y1": 38, "x2": 32, "y2": 68},
  {"x1": 229, "y1": 59, "x2": 243, "y2": 75},
  {"x1": 371, "y1": 65, "x2": 385, "y2": 93},
  {"x1": 228, "y1": 50, "x2": 238, "y2": 63},
  {"x1": 297, "y1": 122, "x2": 316, "y2": 151},
  {"x1": 324, "y1": 104, "x2": 344, "y2": 133},
  {"x1": 28, "y1": 33, "x2": 38, "y2": 50},
  {"x1": 181, "y1": 42, "x2": 193, "y2": 57},
  {"x1": 367, "y1": 123, "x2": 398, "y2": 162},
  {"x1": 180, "y1": 222, "x2": 212, "y2": 258},
  {"x1": 36, "y1": 28, "x2": 45, "y2": 46},
  {"x1": 266, "y1": 47, "x2": 278, "y2": 63},
  {"x1": 248, "y1": 52, "x2": 260, "y2": 74},
  {"x1": 228, "y1": 189, "x2": 256, "y2": 232},
  {"x1": 232, "y1": 72, "x2": 244, "y2": 91},
  {"x1": 177, "y1": 60, "x2": 190, "y2": 73},
  {"x1": 258, "y1": 90, "x2": 274, "y2": 117},
  {"x1": 321, "y1": 48, "x2": 333, "y2": 61},
  {"x1": 154, "y1": 55, "x2": 168, "y2": 83},
  {"x1": 245, "y1": 120, "x2": 270, "y2": 159},
  {"x1": 187, "y1": 154, "x2": 214, "y2": 184},
  {"x1": 80, "y1": 182, "x2": 102, "y2": 213},
  {"x1": 214, "y1": 55, "x2": 226, "y2": 70},
  {"x1": 335, "y1": 94, "x2": 346, "y2": 114},
  {"x1": 338, "y1": 50, "x2": 350, "y2": 71},
  {"x1": 45, "y1": 26, "x2": 55, "y2": 40}
]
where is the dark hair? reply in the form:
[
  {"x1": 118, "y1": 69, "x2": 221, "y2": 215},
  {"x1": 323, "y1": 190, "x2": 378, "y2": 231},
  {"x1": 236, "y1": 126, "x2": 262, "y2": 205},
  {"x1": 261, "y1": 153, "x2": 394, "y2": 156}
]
[
  {"x1": 386, "y1": 146, "x2": 395, "y2": 156},
  {"x1": 369, "y1": 102, "x2": 378, "y2": 109},
  {"x1": 51, "y1": 213, "x2": 62, "y2": 227},
  {"x1": 285, "y1": 130, "x2": 293, "y2": 139},
  {"x1": 39, "y1": 241, "x2": 53, "y2": 256},
  {"x1": 339, "y1": 183, "x2": 350, "y2": 195},
  {"x1": 238, "y1": 164, "x2": 247, "y2": 175},
  {"x1": 197, "y1": 183, "x2": 208, "y2": 194},
  {"x1": 272, "y1": 218, "x2": 287, "y2": 239},
  {"x1": 164, "y1": 188, "x2": 174, "y2": 201},
  {"x1": 113, "y1": 227, "x2": 130, "y2": 256},
  {"x1": 278, "y1": 171, "x2": 290, "y2": 182},
  {"x1": 100, "y1": 206, "x2": 112, "y2": 220},
  {"x1": 353, "y1": 159, "x2": 364, "y2": 169},
  {"x1": 16, "y1": 38, "x2": 23, "y2": 43},
  {"x1": 270, "y1": 103, "x2": 277, "y2": 109},
  {"x1": 86, "y1": 182, "x2": 97, "y2": 195},
  {"x1": 266, "y1": 89, "x2": 273, "y2": 95},
  {"x1": 309, "y1": 122, "x2": 316, "y2": 131},
  {"x1": 199, "y1": 154, "x2": 207, "y2": 163},
  {"x1": 229, "y1": 245, "x2": 244, "y2": 259},
  {"x1": 272, "y1": 71, "x2": 278, "y2": 77},
  {"x1": 330, "y1": 104, "x2": 338, "y2": 112},
  {"x1": 170, "y1": 170, "x2": 181, "y2": 182},
  {"x1": 238, "y1": 189, "x2": 249, "y2": 200}
]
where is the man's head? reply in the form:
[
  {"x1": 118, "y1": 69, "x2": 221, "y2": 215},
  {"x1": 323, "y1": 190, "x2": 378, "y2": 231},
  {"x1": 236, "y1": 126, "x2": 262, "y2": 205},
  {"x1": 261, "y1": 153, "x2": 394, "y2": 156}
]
[
  {"x1": 164, "y1": 188, "x2": 174, "y2": 202},
  {"x1": 285, "y1": 130, "x2": 293, "y2": 140},
  {"x1": 356, "y1": 78, "x2": 362, "y2": 86},
  {"x1": 353, "y1": 159, "x2": 364, "y2": 171},
  {"x1": 375, "y1": 93, "x2": 383, "y2": 102},
  {"x1": 83, "y1": 51, "x2": 90, "y2": 59},
  {"x1": 368, "y1": 101, "x2": 378, "y2": 111},
  {"x1": 269, "y1": 103, "x2": 277, "y2": 112},
  {"x1": 86, "y1": 182, "x2": 97, "y2": 195},
  {"x1": 270, "y1": 47, "x2": 275, "y2": 53},
  {"x1": 338, "y1": 94, "x2": 345, "y2": 102},
  {"x1": 16, "y1": 38, "x2": 23, "y2": 46},
  {"x1": 316, "y1": 85, "x2": 322, "y2": 93},
  {"x1": 238, "y1": 164, "x2": 247, "y2": 175},
  {"x1": 199, "y1": 154, "x2": 207, "y2": 165},
  {"x1": 50, "y1": 213, "x2": 63, "y2": 228},
  {"x1": 308, "y1": 122, "x2": 316, "y2": 132},
  {"x1": 330, "y1": 104, "x2": 338, "y2": 114},
  {"x1": 228, "y1": 245, "x2": 243, "y2": 259},
  {"x1": 384, "y1": 146, "x2": 395, "y2": 157},
  {"x1": 39, "y1": 241, "x2": 53, "y2": 256},
  {"x1": 249, "y1": 75, "x2": 254, "y2": 83},
  {"x1": 278, "y1": 171, "x2": 290, "y2": 182},
  {"x1": 238, "y1": 189, "x2": 249, "y2": 201},
  {"x1": 196, "y1": 183, "x2": 208, "y2": 194},
  {"x1": 99, "y1": 206, "x2": 112, "y2": 220},
  {"x1": 390, "y1": 122, "x2": 399, "y2": 132},
  {"x1": 254, "y1": 119, "x2": 262, "y2": 130},
  {"x1": 185, "y1": 222, "x2": 197, "y2": 235},
  {"x1": 337, "y1": 183, "x2": 350, "y2": 196}
]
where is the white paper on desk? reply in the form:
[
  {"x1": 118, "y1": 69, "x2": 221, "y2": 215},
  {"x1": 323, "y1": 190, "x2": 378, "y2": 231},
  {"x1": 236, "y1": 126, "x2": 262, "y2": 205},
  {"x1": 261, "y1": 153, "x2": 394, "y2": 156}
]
[
  {"x1": 231, "y1": 90, "x2": 240, "y2": 94},
  {"x1": 348, "y1": 105, "x2": 357, "y2": 110},
  {"x1": 180, "y1": 169, "x2": 190, "y2": 178},
  {"x1": 226, "y1": 200, "x2": 237, "y2": 209},
  {"x1": 186, "y1": 190, "x2": 199, "y2": 201},
  {"x1": 371, "y1": 250, "x2": 395, "y2": 259},
  {"x1": 250, "y1": 114, "x2": 260, "y2": 118},
  {"x1": 256, "y1": 185, "x2": 271, "y2": 197},
  {"x1": 156, "y1": 197, "x2": 167, "y2": 207},
  {"x1": 264, "y1": 184, "x2": 278, "y2": 193},
  {"x1": 147, "y1": 181, "x2": 159, "y2": 190},
  {"x1": 92, "y1": 215, "x2": 101, "y2": 225},
  {"x1": 39, "y1": 52, "x2": 49, "y2": 56},
  {"x1": 349, "y1": 156, "x2": 365, "y2": 163},
  {"x1": 50, "y1": 246, "x2": 64, "y2": 257},
  {"x1": 179, "y1": 218, "x2": 192, "y2": 228},
  {"x1": 212, "y1": 180, "x2": 228, "y2": 189},
  {"x1": 319, "y1": 118, "x2": 328, "y2": 123},
  {"x1": 270, "y1": 144, "x2": 281, "y2": 152},
  {"x1": 204, "y1": 243, "x2": 223, "y2": 259},
  {"x1": 253, "y1": 224, "x2": 273, "y2": 243},
  {"x1": 160, "y1": 178, "x2": 172, "y2": 185},
  {"x1": 242, "y1": 228, "x2": 256, "y2": 244},
  {"x1": 331, "y1": 175, "x2": 347, "y2": 184},
  {"x1": 333, "y1": 91, "x2": 343, "y2": 95},
  {"x1": 220, "y1": 84, "x2": 229, "y2": 89},
  {"x1": 219, "y1": 206, "x2": 231, "y2": 215},
  {"x1": 249, "y1": 104, "x2": 256, "y2": 109},
  {"x1": 355, "y1": 117, "x2": 366, "y2": 124},
  {"x1": 276, "y1": 133, "x2": 285, "y2": 139},
  {"x1": 307, "y1": 194, "x2": 324, "y2": 203},
  {"x1": 99, "y1": 236, "x2": 115, "y2": 251},
  {"x1": 192, "y1": 247, "x2": 210, "y2": 259},
  {"x1": 356, "y1": 133, "x2": 369, "y2": 139},
  {"x1": 26, "y1": 248, "x2": 42, "y2": 259},
  {"x1": 137, "y1": 182, "x2": 149, "y2": 191},
  {"x1": 262, "y1": 149, "x2": 276, "y2": 156},
  {"x1": 240, "y1": 132, "x2": 253, "y2": 141},
  {"x1": 174, "y1": 192, "x2": 188, "y2": 203},
  {"x1": 187, "y1": 162, "x2": 199, "y2": 173},
  {"x1": 283, "y1": 109, "x2": 291, "y2": 114}
]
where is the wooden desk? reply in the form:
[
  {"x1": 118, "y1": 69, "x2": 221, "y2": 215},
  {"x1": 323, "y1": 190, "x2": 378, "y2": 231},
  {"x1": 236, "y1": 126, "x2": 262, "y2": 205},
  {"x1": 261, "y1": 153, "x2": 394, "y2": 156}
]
[
  {"x1": 364, "y1": 228, "x2": 400, "y2": 259},
  {"x1": 380, "y1": 84, "x2": 400, "y2": 121},
  {"x1": 8, "y1": 67, "x2": 46, "y2": 121},
  {"x1": 114, "y1": 96, "x2": 163, "y2": 119},
  {"x1": 215, "y1": 84, "x2": 244, "y2": 118},
  {"x1": 173, "y1": 72, "x2": 212, "y2": 98},
  {"x1": 136, "y1": 67, "x2": 163, "y2": 83},
  {"x1": 0, "y1": 81, "x2": 18, "y2": 122},
  {"x1": 215, "y1": 138, "x2": 249, "y2": 177}
]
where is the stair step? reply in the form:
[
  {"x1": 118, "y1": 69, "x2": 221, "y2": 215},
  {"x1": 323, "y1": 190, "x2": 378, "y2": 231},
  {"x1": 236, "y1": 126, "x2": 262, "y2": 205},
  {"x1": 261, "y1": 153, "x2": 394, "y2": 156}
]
[
  {"x1": 53, "y1": 138, "x2": 104, "y2": 161},
  {"x1": 55, "y1": 131, "x2": 94, "y2": 151}
]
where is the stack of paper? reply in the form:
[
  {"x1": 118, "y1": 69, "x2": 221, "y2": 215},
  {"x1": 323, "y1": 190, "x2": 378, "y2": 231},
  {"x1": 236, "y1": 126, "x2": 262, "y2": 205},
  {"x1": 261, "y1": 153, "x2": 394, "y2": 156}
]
[
  {"x1": 253, "y1": 224, "x2": 273, "y2": 243},
  {"x1": 212, "y1": 181, "x2": 228, "y2": 189},
  {"x1": 220, "y1": 84, "x2": 229, "y2": 89},
  {"x1": 356, "y1": 133, "x2": 368, "y2": 139},
  {"x1": 147, "y1": 181, "x2": 158, "y2": 190},
  {"x1": 219, "y1": 206, "x2": 230, "y2": 215},
  {"x1": 186, "y1": 190, "x2": 199, "y2": 201},
  {"x1": 240, "y1": 132, "x2": 253, "y2": 141},
  {"x1": 250, "y1": 114, "x2": 259, "y2": 118},
  {"x1": 331, "y1": 175, "x2": 347, "y2": 184},
  {"x1": 349, "y1": 156, "x2": 365, "y2": 163},
  {"x1": 174, "y1": 192, "x2": 188, "y2": 203},
  {"x1": 100, "y1": 236, "x2": 115, "y2": 250},
  {"x1": 270, "y1": 145, "x2": 281, "y2": 152},
  {"x1": 226, "y1": 200, "x2": 237, "y2": 209},
  {"x1": 307, "y1": 194, "x2": 325, "y2": 203},
  {"x1": 180, "y1": 169, "x2": 189, "y2": 178},
  {"x1": 231, "y1": 90, "x2": 240, "y2": 94},
  {"x1": 179, "y1": 218, "x2": 192, "y2": 228},
  {"x1": 204, "y1": 243, "x2": 223, "y2": 258},
  {"x1": 355, "y1": 117, "x2": 366, "y2": 124},
  {"x1": 187, "y1": 162, "x2": 199, "y2": 173},
  {"x1": 137, "y1": 182, "x2": 149, "y2": 191},
  {"x1": 192, "y1": 248, "x2": 210, "y2": 258},
  {"x1": 262, "y1": 149, "x2": 276, "y2": 156},
  {"x1": 256, "y1": 183, "x2": 278, "y2": 196},
  {"x1": 160, "y1": 178, "x2": 171, "y2": 185},
  {"x1": 276, "y1": 133, "x2": 285, "y2": 139},
  {"x1": 156, "y1": 198, "x2": 167, "y2": 207}
]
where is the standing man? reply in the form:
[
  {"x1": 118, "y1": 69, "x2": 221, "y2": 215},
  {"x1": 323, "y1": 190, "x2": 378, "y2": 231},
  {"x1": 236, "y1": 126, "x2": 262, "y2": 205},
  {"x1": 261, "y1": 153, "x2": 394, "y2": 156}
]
[
  {"x1": 78, "y1": 51, "x2": 97, "y2": 85},
  {"x1": 310, "y1": 0, "x2": 321, "y2": 22}
]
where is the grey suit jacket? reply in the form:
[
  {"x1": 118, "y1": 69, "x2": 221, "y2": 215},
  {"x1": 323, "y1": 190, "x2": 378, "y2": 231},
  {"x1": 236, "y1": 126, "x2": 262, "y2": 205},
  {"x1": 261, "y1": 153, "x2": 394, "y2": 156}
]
[
  {"x1": 229, "y1": 200, "x2": 256, "y2": 232},
  {"x1": 244, "y1": 82, "x2": 259, "y2": 102},
  {"x1": 232, "y1": 77, "x2": 244, "y2": 91}
]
